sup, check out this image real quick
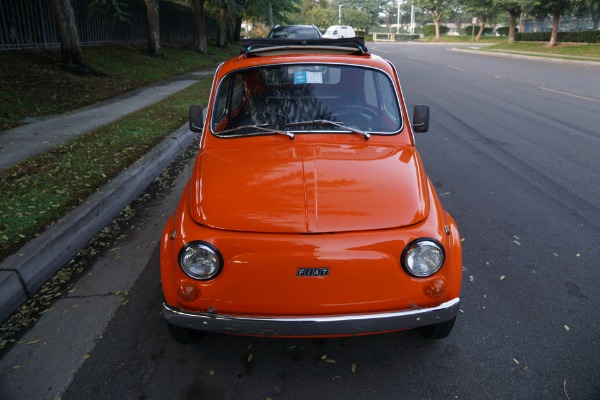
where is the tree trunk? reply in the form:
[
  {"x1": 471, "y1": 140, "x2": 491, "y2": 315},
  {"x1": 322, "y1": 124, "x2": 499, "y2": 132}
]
[
  {"x1": 49, "y1": 0, "x2": 83, "y2": 65},
  {"x1": 508, "y1": 12, "x2": 518, "y2": 44},
  {"x1": 217, "y1": 6, "x2": 226, "y2": 48},
  {"x1": 191, "y1": 0, "x2": 207, "y2": 53},
  {"x1": 433, "y1": 11, "x2": 441, "y2": 41},
  {"x1": 548, "y1": 11, "x2": 560, "y2": 47},
  {"x1": 234, "y1": 16, "x2": 242, "y2": 42},
  {"x1": 476, "y1": 16, "x2": 487, "y2": 42},
  {"x1": 144, "y1": 0, "x2": 162, "y2": 57}
]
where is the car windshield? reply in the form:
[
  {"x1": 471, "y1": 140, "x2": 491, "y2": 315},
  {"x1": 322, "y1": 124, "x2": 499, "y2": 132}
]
[
  {"x1": 211, "y1": 64, "x2": 403, "y2": 137},
  {"x1": 268, "y1": 26, "x2": 320, "y2": 39}
]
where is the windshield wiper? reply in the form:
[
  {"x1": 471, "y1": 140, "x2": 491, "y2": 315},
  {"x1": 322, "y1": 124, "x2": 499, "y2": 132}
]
[
  {"x1": 217, "y1": 124, "x2": 295, "y2": 140},
  {"x1": 286, "y1": 120, "x2": 370, "y2": 140}
]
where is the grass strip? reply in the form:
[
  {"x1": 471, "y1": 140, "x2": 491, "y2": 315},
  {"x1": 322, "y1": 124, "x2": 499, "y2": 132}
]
[{"x1": 0, "y1": 78, "x2": 212, "y2": 260}]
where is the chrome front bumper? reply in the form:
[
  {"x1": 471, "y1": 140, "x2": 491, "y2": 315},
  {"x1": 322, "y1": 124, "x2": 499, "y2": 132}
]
[{"x1": 163, "y1": 298, "x2": 460, "y2": 336}]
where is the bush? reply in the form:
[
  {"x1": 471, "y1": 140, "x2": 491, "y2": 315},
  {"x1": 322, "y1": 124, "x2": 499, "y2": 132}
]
[
  {"x1": 423, "y1": 25, "x2": 450, "y2": 37},
  {"x1": 496, "y1": 26, "x2": 518, "y2": 36},
  {"x1": 516, "y1": 31, "x2": 600, "y2": 43},
  {"x1": 462, "y1": 26, "x2": 494, "y2": 36}
]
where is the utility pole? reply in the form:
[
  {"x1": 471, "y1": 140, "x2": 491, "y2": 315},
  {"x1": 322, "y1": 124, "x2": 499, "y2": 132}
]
[
  {"x1": 397, "y1": 1, "x2": 401, "y2": 34},
  {"x1": 339, "y1": 4, "x2": 344, "y2": 25}
]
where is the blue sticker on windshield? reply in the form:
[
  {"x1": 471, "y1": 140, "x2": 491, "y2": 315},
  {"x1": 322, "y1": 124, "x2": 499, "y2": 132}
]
[{"x1": 294, "y1": 70, "x2": 307, "y2": 84}]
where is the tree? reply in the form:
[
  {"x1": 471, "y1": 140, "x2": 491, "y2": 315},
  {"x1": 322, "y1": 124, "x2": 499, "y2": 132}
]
[
  {"x1": 493, "y1": 0, "x2": 525, "y2": 44},
  {"x1": 527, "y1": 0, "x2": 573, "y2": 46},
  {"x1": 242, "y1": 0, "x2": 301, "y2": 32},
  {"x1": 574, "y1": 0, "x2": 600, "y2": 29},
  {"x1": 190, "y1": 0, "x2": 208, "y2": 53},
  {"x1": 49, "y1": 0, "x2": 84, "y2": 66},
  {"x1": 463, "y1": 0, "x2": 501, "y2": 41},
  {"x1": 144, "y1": 0, "x2": 162, "y2": 57},
  {"x1": 414, "y1": 0, "x2": 450, "y2": 40},
  {"x1": 329, "y1": 0, "x2": 387, "y2": 32}
]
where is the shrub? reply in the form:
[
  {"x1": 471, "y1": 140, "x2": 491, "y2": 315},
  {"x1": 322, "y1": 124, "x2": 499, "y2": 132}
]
[
  {"x1": 515, "y1": 31, "x2": 600, "y2": 43},
  {"x1": 462, "y1": 26, "x2": 494, "y2": 36},
  {"x1": 423, "y1": 24, "x2": 450, "y2": 36},
  {"x1": 496, "y1": 26, "x2": 518, "y2": 36}
]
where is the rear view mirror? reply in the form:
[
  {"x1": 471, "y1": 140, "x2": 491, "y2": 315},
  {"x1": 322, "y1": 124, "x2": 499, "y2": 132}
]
[
  {"x1": 189, "y1": 105, "x2": 205, "y2": 133},
  {"x1": 412, "y1": 105, "x2": 430, "y2": 133}
]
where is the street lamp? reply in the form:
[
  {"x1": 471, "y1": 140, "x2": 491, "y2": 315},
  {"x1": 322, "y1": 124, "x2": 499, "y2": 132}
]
[{"x1": 339, "y1": 4, "x2": 344, "y2": 25}]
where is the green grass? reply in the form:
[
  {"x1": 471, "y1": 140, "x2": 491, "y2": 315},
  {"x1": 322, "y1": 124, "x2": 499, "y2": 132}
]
[
  {"x1": 485, "y1": 42, "x2": 600, "y2": 59},
  {"x1": 417, "y1": 35, "x2": 505, "y2": 44},
  {"x1": 0, "y1": 43, "x2": 239, "y2": 260},
  {"x1": 0, "y1": 44, "x2": 235, "y2": 130},
  {"x1": 0, "y1": 78, "x2": 214, "y2": 260}
]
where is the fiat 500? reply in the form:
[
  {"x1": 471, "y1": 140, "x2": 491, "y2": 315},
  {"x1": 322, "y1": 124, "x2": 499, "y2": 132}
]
[{"x1": 160, "y1": 38, "x2": 462, "y2": 343}]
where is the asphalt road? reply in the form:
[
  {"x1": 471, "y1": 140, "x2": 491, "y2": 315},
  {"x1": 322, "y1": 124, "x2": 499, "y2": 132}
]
[{"x1": 4, "y1": 43, "x2": 600, "y2": 400}]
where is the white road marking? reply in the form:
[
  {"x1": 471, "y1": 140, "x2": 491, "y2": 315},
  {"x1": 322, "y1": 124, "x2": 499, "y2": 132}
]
[{"x1": 538, "y1": 87, "x2": 596, "y2": 102}]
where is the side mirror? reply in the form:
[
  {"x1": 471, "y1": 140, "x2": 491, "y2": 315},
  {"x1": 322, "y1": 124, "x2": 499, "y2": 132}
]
[
  {"x1": 189, "y1": 105, "x2": 205, "y2": 133},
  {"x1": 412, "y1": 105, "x2": 430, "y2": 133}
]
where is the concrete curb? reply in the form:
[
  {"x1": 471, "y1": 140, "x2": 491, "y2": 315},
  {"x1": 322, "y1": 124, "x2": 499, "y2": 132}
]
[{"x1": 0, "y1": 124, "x2": 196, "y2": 322}]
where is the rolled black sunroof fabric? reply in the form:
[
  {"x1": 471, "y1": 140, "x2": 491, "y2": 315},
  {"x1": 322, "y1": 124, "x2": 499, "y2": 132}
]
[{"x1": 240, "y1": 37, "x2": 368, "y2": 55}]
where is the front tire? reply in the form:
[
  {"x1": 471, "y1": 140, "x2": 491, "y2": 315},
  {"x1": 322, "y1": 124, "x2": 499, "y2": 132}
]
[{"x1": 418, "y1": 317, "x2": 456, "y2": 339}]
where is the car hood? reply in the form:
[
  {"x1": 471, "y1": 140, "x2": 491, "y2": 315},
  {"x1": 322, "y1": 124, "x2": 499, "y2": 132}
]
[{"x1": 187, "y1": 142, "x2": 430, "y2": 233}]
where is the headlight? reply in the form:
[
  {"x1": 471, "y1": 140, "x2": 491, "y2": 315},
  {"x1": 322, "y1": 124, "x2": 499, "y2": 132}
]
[
  {"x1": 402, "y1": 239, "x2": 445, "y2": 277},
  {"x1": 178, "y1": 241, "x2": 223, "y2": 280}
]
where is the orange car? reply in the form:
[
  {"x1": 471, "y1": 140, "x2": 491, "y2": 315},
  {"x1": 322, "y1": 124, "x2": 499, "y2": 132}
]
[{"x1": 160, "y1": 38, "x2": 462, "y2": 343}]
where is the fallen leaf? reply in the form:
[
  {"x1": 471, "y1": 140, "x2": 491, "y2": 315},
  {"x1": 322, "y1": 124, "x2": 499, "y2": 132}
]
[
  {"x1": 513, "y1": 240, "x2": 521, "y2": 246},
  {"x1": 564, "y1": 325, "x2": 570, "y2": 332},
  {"x1": 325, "y1": 359, "x2": 336, "y2": 364},
  {"x1": 27, "y1": 340, "x2": 40, "y2": 345},
  {"x1": 13, "y1": 365, "x2": 21, "y2": 369},
  {"x1": 553, "y1": 253, "x2": 559, "y2": 257},
  {"x1": 513, "y1": 358, "x2": 520, "y2": 365},
  {"x1": 500, "y1": 276, "x2": 506, "y2": 280},
  {"x1": 352, "y1": 363, "x2": 357, "y2": 373},
  {"x1": 333, "y1": 375, "x2": 342, "y2": 380},
  {"x1": 209, "y1": 370, "x2": 215, "y2": 376},
  {"x1": 247, "y1": 354, "x2": 254, "y2": 362},
  {"x1": 321, "y1": 354, "x2": 328, "y2": 360}
]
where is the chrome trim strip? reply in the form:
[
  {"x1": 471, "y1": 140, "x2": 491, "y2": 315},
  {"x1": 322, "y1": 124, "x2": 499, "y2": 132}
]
[{"x1": 163, "y1": 298, "x2": 460, "y2": 336}]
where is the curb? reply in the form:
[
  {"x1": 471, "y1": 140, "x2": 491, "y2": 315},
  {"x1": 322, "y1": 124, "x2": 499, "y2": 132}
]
[
  {"x1": 450, "y1": 47, "x2": 600, "y2": 67},
  {"x1": 0, "y1": 124, "x2": 196, "y2": 322}
]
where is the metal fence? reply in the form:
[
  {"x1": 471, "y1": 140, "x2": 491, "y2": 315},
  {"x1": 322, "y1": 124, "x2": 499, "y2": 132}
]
[
  {"x1": 0, "y1": 0, "x2": 213, "y2": 51},
  {"x1": 522, "y1": 14, "x2": 600, "y2": 33}
]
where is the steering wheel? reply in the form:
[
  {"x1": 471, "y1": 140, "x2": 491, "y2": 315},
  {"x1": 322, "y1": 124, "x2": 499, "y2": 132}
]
[{"x1": 332, "y1": 106, "x2": 380, "y2": 131}]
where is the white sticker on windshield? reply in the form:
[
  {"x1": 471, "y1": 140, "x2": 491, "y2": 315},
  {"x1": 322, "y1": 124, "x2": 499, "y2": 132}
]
[{"x1": 306, "y1": 71, "x2": 323, "y2": 83}]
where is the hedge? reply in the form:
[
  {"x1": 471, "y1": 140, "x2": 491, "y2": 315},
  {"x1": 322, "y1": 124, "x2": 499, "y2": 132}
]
[
  {"x1": 496, "y1": 26, "x2": 518, "y2": 36},
  {"x1": 462, "y1": 26, "x2": 494, "y2": 36},
  {"x1": 516, "y1": 30, "x2": 600, "y2": 43},
  {"x1": 423, "y1": 25, "x2": 450, "y2": 36}
]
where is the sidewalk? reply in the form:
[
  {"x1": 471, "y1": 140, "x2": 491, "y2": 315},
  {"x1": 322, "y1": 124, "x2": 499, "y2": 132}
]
[{"x1": 0, "y1": 69, "x2": 215, "y2": 322}]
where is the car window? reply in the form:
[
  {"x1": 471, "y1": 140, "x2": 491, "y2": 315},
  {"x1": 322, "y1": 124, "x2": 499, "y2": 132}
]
[
  {"x1": 268, "y1": 26, "x2": 321, "y2": 39},
  {"x1": 211, "y1": 64, "x2": 402, "y2": 136}
]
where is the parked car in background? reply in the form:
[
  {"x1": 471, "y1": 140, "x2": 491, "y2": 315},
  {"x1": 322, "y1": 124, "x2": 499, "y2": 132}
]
[
  {"x1": 322, "y1": 25, "x2": 356, "y2": 39},
  {"x1": 267, "y1": 25, "x2": 322, "y2": 39},
  {"x1": 161, "y1": 38, "x2": 462, "y2": 344}
]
